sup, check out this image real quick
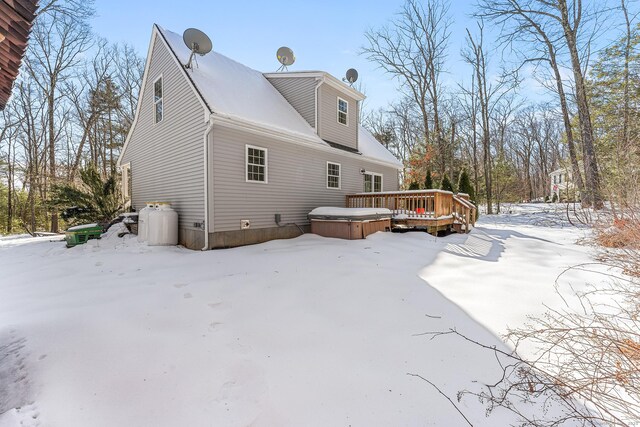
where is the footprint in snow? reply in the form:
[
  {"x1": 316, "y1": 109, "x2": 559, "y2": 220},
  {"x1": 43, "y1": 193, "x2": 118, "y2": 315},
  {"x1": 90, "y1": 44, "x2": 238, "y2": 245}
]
[
  {"x1": 173, "y1": 283, "x2": 188, "y2": 288},
  {"x1": 0, "y1": 330, "x2": 35, "y2": 422},
  {"x1": 183, "y1": 293, "x2": 193, "y2": 299}
]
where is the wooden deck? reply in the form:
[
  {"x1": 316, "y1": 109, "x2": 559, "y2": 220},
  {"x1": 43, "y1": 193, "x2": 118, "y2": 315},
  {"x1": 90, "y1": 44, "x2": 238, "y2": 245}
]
[{"x1": 346, "y1": 190, "x2": 476, "y2": 235}]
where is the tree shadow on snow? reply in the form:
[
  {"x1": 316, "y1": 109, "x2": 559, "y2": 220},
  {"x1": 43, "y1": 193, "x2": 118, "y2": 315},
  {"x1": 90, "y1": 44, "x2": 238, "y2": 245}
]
[{"x1": 442, "y1": 226, "x2": 555, "y2": 262}]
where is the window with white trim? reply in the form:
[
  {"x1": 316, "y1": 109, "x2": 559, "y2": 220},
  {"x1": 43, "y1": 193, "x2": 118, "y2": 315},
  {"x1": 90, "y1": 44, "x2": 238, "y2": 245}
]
[
  {"x1": 246, "y1": 145, "x2": 267, "y2": 183},
  {"x1": 363, "y1": 172, "x2": 382, "y2": 192},
  {"x1": 154, "y1": 76, "x2": 163, "y2": 123},
  {"x1": 121, "y1": 163, "x2": 131, "y2": 199},
  {"x1": 327, "y1": 162, "x2": 341, "y2": 189},
  {"x1": 337, "y1": 97, "x2": 348, "y2": 125}
]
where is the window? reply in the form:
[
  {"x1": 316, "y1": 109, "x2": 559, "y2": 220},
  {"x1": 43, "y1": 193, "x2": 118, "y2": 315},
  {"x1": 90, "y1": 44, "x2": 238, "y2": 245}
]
[
  {"x1": 364, "y1": 172, "x2": 382, "y2": 192},
  {"x1": 154, "y1": 76, "x2": 163, "y2": 123},
  {"x1": 337, "y1": 97, "x2": 348, "y2": 125},
  {"x1": 327, "y1": 162, "x2": 341, "y2": 189},
  {"x1": 121, "y1": 163, "x2": 131, "y2": 199},
  {"x1": 246, "y1": 145, "x2": 267, "y2": 183}
]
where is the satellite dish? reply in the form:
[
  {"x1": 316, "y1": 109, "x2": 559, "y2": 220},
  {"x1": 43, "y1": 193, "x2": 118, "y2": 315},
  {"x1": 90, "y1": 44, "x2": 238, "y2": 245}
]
[
  {"x1": 183, "y1": 28, "x2": 212, "y2": 69},
  {"x1": 276, "y1": 46, "x2": 295, "y2": 71},
  {"x1": 344, "y1": 68, "x2": 358, "y2": 85}
]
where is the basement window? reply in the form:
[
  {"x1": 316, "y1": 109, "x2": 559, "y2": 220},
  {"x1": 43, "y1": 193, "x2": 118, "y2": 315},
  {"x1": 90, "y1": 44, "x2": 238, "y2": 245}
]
[
  {"x1": 327, "y1": 162, "x2": 341, "y2": 189},
  {"x1": 246, "y1": 145, "x2": 267, "y2": 183},
  {"x1": 154, "y1": 76, "x2": 163, "y2": 123},
  {"x1": 337, "y1": 97, "x2": 348, "y2": 125}
]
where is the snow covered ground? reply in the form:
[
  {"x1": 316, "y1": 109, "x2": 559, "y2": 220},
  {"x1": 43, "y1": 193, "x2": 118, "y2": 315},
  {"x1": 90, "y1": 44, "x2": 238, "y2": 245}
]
[{"x1": 0, "y1": 204, "x2": 609, "y2": 426}]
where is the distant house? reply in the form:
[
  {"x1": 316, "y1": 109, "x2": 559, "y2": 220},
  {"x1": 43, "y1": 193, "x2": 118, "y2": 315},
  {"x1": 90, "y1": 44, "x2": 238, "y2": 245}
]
[
  {"x1": 549, "y1": 166, "x2": 576, "y2": 201},
  {"x1": 0, "y1": 0, "x2": 39, "y2": 110},
  {"x1": 117, "y1": 25, "x2": 402, "y2": 250}
]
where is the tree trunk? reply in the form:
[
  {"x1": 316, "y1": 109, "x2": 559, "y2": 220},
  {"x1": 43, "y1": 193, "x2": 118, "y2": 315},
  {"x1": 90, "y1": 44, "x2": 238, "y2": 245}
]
[{"x1": 558, "y1": 0, "x2": 602, "y2": 208}]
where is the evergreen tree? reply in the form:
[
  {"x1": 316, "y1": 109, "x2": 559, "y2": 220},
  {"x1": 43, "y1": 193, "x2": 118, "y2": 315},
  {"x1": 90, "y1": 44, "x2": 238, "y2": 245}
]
[
  {"x1": 51, "y1": 164, "x2": 123, "y2": 227},
  {"x1": 424, "y1": 169, "x2": 433, "y2": 189},
  {"x1": 457, "y1": 168, "x2": 475, "y2": 202},
  {"x1": 440, "y1": 173, "x2": 454, "y2": 192},
  {"x1": 408, "y1": 181, "x2": 420, "y2": 190}
]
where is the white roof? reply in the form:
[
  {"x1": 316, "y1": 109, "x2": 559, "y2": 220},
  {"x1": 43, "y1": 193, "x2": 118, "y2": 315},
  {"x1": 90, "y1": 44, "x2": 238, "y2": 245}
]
[
  {"x1": 358, "y1": 127, "x2": 403, "y2": 168},
  {"x1": 158, "y1": 26, "x2": 402, "y2": 168},
  {"x1": 160, "y1": 27, "x2": 322, "y2": 142}
]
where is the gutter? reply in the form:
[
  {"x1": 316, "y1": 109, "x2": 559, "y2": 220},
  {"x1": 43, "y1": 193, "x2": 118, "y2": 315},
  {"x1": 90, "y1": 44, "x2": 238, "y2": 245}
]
[
  {"x1": 313, "y1": 77, "x2": 324, "y2": 133},
  {"x1": 201, "y1": 115, "x2": 214, "y2": 251}
]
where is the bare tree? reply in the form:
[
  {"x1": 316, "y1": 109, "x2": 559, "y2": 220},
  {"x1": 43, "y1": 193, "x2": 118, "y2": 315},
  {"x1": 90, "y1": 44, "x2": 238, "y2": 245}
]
[
  {"x1": 463, "y1": 23, "x2": 494, "y2": 213},
  {"x1": 24, "y1": 0, "x2": 94, "y2": 232},
  {"x1": 362, "y1": 0, "x2": 451, "y2": 175},
  {"x1": 476, "y1": 0, "x2": 604, "y2": 207}
]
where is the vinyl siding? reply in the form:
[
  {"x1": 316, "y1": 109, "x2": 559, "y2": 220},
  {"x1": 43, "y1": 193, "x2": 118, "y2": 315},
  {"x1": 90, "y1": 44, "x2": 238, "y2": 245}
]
[
  {"x1": 210, "y1": 125, "x2": 399, "y2": 232},
  {"x1": 120, "y1": 33, "x2": 207, "y2": 232},
  {"x1": 317, "y1": 84, "x2": 358, "y2": 150},
  {"x1": 266, "y1": 76, "x2": 317, "y2": 128}
]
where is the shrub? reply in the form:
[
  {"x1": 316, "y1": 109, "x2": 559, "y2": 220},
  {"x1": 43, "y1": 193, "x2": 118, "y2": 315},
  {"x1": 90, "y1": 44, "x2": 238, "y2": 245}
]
[{"x1": 51, "y1": 165, "x2": 123, "y2": 227}]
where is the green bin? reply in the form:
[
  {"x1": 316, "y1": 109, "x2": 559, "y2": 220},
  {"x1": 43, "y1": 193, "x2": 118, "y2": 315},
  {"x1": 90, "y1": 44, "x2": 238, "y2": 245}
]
[{"x1": 65, "y1": 224, "x2": 103, "y2": 248}]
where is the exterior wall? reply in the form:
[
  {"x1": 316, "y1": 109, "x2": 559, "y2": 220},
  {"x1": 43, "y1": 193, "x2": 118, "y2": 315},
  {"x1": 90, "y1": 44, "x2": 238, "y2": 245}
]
[
  {"x1": 317, "y1": 84, "x2": 358, "y2": 150},
  {"x1": 120, "y1": 33, "x2": 207, "y2": 248},
  {"x1": 209, "y1": 125, "x2": 399, "y2": 234},
  {"x1": 266, "y1": 76, "x2": 317, "y2": 128}
]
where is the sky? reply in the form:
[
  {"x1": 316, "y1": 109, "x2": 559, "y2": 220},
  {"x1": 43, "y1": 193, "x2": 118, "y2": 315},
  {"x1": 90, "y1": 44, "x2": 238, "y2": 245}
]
[
  {"x1": 91, "y1": 0, "x2": 626, "y2": 112},
  {"x1": 91, "y1": 0, "x2": 482, "y2": 111}
]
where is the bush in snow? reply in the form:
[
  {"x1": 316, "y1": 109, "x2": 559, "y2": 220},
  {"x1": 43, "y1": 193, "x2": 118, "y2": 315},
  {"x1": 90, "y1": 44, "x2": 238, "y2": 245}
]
[{"x1": 51, "y1": 164, "x2": 123, "y2": 227}]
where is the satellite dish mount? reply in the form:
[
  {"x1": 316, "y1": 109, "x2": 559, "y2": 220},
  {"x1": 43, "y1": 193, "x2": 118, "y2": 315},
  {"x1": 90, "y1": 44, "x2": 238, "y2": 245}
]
[
  {"x1": 182, "y1": 28, "x2": 213, "y2": 69},
  {"x1": 343, "y1": 68, "x2": 359, "y2": 86},
  {"x1": 276, "y1": 46, "x2": 295, "y2": 72}
]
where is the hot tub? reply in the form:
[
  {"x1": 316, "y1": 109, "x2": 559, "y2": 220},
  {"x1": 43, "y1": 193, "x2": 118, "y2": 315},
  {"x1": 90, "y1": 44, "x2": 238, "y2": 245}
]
[{"x1": 308, "y1": 207, "x2": 392, "y2": 240}]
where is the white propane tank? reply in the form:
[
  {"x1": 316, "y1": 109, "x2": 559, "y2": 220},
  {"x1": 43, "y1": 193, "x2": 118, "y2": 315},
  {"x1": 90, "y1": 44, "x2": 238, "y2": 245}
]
[
  {"x1": 137, "y1": 202, "x2": 156, "y2": 242},
  {"x1": 147, "y1": 202, "x2": 178, "y2": 246}
]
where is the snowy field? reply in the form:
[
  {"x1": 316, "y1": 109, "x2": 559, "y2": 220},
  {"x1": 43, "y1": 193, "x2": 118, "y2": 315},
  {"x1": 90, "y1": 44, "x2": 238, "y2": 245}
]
[{"x1": 0, "y1": 204, "x2": 610, "y2": 426}]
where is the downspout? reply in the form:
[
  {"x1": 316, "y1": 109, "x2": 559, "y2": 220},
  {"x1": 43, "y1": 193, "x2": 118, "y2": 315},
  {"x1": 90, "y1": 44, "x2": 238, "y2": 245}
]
[
  {"x1": 313, "y1": 77, "x2": 324, "y2": 133},
  {"x1": 202, "y1": 115, "x2": 214, "y2": 250}
]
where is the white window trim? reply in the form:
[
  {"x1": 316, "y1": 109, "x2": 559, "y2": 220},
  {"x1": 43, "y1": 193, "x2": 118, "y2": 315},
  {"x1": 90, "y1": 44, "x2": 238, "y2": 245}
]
[
  {"x1": 364, "y1": 171, "x2": 383, "y2": 192},
  {"x1": 326, "y1": 161, "x2": 341, "y2": 190},
  {"x1": 245, "y1": 144, "x2": 268, "y2": 184},
  {"x1": 337, "y1": 97, "x2": 348, "y2": 126},
  {"x1": 153, "y1": 74, "x2": 163, "y2": 124},
  {"x1": 121, "y1": 162, "x2": 131, "y2": 199}
]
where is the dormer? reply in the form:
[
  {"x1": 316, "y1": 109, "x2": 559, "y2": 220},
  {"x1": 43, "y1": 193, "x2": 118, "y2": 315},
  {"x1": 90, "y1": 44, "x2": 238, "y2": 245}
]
[{"x1": 264, "y1": 72, "x2": 365, "y2": 152}]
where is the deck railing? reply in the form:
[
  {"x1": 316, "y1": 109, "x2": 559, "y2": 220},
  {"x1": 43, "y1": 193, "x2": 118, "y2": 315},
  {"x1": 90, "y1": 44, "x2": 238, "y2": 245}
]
[{"x1": 345, "y1": 190, "x2": 476, "y2": 232}]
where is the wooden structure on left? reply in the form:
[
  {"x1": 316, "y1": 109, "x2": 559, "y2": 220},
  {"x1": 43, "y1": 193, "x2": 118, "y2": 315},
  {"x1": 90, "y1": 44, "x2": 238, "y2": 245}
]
[{"x1": 0, "y1": 0, "x2": 39, "y2": 110}]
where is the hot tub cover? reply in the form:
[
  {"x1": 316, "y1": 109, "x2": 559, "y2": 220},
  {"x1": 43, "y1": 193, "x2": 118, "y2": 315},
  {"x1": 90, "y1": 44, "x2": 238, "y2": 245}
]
[{"x1": 308, "y1": 207, "x2": 392, "y2": 221}]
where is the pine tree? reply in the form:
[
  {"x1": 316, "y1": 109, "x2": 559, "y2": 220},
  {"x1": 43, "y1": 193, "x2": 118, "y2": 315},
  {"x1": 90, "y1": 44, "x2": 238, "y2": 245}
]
[
  {"x1": 51, "y1": 164, "x2": 123, "y2": 227},
  {"x1": 424, "y1": 169, "x2": 433, "y2": 189},
  {"x1": 440, "y1": 173, "x2": 454, "y2": 192},
  {"x1": 457, "y1": 168, "x2": 475, "y2": 202},
  {"x1": 408, "y1": 181, "x2": 420, "y2": 190}
]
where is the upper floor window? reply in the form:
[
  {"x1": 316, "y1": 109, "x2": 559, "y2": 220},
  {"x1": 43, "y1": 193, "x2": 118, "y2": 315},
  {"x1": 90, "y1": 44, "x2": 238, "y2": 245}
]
[
  {"x1": 337, "y1": 97, "x2": 348, "y2": 125},
  {"x1": 154, "y1": 76, "x2": 163, "y2": 123},
  {"x1": 327, "y1": 162, "x2": 341, "y2": 189},
  {"x1": 246, "y1": 145, "x2": 267, "y2": 183}
]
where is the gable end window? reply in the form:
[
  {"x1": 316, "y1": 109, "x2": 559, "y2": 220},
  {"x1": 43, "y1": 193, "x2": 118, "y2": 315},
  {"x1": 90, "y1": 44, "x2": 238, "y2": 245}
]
[
  {"x1": 246, "y1": 145, "x2": 267, "y2": 183},
  {"x1": 154, "y1": 76, "x2": 163, "y2": 123},
  {"x1": 327, "y1": 162, "x2": 341, "y2": 189},
  {"x1": 337, "y1": 97, "x2": 348, "y2": 125}
]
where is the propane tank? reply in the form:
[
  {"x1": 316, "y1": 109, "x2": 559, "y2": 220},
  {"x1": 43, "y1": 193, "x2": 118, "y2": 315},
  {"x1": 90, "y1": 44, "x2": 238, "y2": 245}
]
[
  {"x1": 147, "y1": 202, "x2": 178, "y2": 246},
  {"x1": 137, "y1": 202, "x2": 156, "y2": 242}
]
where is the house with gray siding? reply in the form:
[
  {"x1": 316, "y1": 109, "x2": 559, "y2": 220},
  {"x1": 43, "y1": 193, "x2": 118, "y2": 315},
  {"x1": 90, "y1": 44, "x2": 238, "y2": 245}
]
[{"x1": 118, "y1": 25, "x2": 402, "y2": 249}]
